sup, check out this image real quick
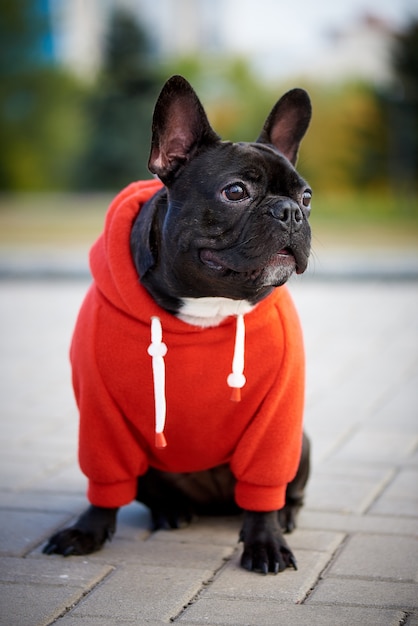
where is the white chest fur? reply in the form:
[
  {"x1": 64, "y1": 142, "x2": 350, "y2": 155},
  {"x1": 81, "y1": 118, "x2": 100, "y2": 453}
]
[{"x1": 178, "y1": 297, "x2": 255, "y2": 327}]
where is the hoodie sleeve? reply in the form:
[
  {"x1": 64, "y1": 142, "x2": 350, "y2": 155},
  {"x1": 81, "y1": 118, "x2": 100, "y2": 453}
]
[
  {"x1": 230, "y1": 288, "x2": 305, "y2": 512},
  {"x1": 71, "y1": 284, "x2": 149, "y2": 508}
]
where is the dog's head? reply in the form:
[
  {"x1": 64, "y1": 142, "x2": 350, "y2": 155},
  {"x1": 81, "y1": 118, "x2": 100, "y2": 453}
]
[{"x1": 136, "y1": 75, "x2": 312, "y2": 306}]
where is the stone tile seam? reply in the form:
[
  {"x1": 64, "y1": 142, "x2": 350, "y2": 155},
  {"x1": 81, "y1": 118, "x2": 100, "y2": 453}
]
[
  {"x1": 325, "y1": 569, "x2": 418, "y2": 584},
  {"x1": 44, "y1": 565, "x2": 116, "y2": 626},
  {"x1": 359, "y1": 469, "x2": 401, "y2": 516},
  {"x1": 315, "y1": 423, "x2": 361, "y2": 464},
  {"x1": 400, "y1": 611, "x2": 412, "y2": 626},
  {"x1": 0, "y1": 503, "x2": 85, "y2": 516},
  {"x1": 363, "y1": 466, "x2": 412, "y2": 516},
  {"x1": 170, "y1": 545, "x2": 241, "y2": 622},
  {"x1": 310, "y1": 596, "x2": 418, "y2": 613},
  {"x1": 326, "y1": 526, "x2": 418, "y2": 541},
  {"x1": 367, "y1": 372, "x2": 415, "y2": 416},
  {"x1": 300, "y1": 532, "x2": 350, "y2": 604}
]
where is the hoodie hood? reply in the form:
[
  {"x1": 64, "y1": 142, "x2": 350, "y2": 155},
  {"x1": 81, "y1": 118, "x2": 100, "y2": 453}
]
[
  {"x1": 90, "y1": 179, "x2": 251, "y2": 447},
  {"x1": 90, "y1": 179, "x2": 164, "y2": 322}
]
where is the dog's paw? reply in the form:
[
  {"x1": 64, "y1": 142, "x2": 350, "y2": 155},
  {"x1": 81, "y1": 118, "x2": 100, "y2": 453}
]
[
  {"x1": 151, "y1": 506, "x2": 195, "y2": 531},
  {"x1": 43, "y1": 505, "x2": 117, "y2": 557},
  {"x1": 43, "y1": 527, "x2": 109, "y2": 556},
  {"x1": 239, "y1": 510, "x2": 297, "y2": 575},
  {"x1": 278, "y1": 501, "x2": 302, "y2": 533}
]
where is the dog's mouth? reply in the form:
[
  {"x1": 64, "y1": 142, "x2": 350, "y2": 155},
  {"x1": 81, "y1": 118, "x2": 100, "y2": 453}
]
[{"x1": 199, "y1": 247, "x2": 300, "y2": 281}]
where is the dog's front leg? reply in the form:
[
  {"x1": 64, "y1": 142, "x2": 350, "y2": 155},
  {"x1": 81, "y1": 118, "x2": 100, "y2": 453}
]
[
  {"x1": 43, "y1": 505, "x2": 118, "y2": 556},
  {"x1": 240, "y1": 510, "x2": 297, "y2": 574}
]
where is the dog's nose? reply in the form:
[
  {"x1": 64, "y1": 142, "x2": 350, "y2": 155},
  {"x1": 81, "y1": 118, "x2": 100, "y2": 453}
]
[{"x1": 270, "y1": 200, "x2": 303, "y2": 231}]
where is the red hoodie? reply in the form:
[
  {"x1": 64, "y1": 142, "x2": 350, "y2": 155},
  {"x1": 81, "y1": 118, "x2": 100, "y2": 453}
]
[{"x1": 71, "y1": 179, "x2": 306, "y2": 512}]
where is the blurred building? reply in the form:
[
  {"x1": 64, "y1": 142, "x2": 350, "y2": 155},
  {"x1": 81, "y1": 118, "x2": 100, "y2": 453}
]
[{"x1": 310, "y1": 14, "x2": 395, "y2": 84}]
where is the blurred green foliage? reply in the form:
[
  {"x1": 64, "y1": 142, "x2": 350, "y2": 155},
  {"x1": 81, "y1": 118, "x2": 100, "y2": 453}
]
[
  {"x1": 0, "y1": 1, "x2": 417, "y2": 225},
  {"x1": 74, "y1": 8, "x2": 162, "y2": 190},
  {"x1": 0, "y1": 0, "x2": 88, "y2": 190}
]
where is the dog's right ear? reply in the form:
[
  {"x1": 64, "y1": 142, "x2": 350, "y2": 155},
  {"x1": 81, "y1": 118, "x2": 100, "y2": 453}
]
[
  {"x1": 148, "y1": 75, "x2": 219, "y2": 184},
  {"x1": 257, "y1": 88, "x2": 312, "y2": 165}
]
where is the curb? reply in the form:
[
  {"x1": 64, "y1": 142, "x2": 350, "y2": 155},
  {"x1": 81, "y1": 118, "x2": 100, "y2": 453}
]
[{"x1": 1, "y1": 252, "x2": 418, "y2": 282}]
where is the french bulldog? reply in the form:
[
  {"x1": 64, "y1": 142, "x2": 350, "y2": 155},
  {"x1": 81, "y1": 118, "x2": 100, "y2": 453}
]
[{"x1": 43, "y1": 75, "x2": 312, "y2": 575}]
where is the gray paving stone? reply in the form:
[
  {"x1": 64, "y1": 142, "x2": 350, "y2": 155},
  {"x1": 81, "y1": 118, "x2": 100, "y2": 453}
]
[
  {"x1": 72, "y1": 525, "x2": 343, "y2": 572},
  {"x1": 330, "y1": 429, "x2": 418, "y2": 464},
  {"x1": 301, "y1": 426, "x2": 350, "y2": 464},
  {"x1": 314, "y1": 461, "x2": 395, "y2": 482},
  {"x1": 301, "y1": 510, "x2": 418, "y2": 536},
  {"x1": 369, "y1": 375, "x2": 418, "y2": 427},
  {"x1": 132, "y1": 537, "x2": 235, "y2": 570},
  {"x1": 405, "y1": 449, "x2": 418, "y2": 468},
  {"x1": 369, "y1": 497, "x2": 418, "y2": 518},
  {"x1": 200, "y1": 550, "x2": 331, "y2": 604},
  {"x1": 286, "y1": 528, "x2": 345, "y2": 553},
  {"x1": 57, "y1": 618, "x2": 165, "y2": 626},
  {"x1": 178, "y1": 597, "x2": 405, "y2": 625},
  {"x1": 308, "y1": 577, "x2": 418, "y2": 609},
  {"x1": 84, "y1": 535, "x2": 236, "y2": 570},
  {"x1": 305, "y1": 368, "x2": 402, "y2": 429},
  {"x1": 0, "y1": 489, "x2": 86, "y2": 513},
  {"x1": 69, "y1": 564, "x2": 213, "y2": 622},
  {"x1": 150, "y1": 523, "x2": 344, "y2": 557},
  {"x1": 0, "y1": 448, "x2": 77, "y2": 491},
  {"x1": 0, "y1": 556, "x2": 112, "y2": 586},
  {"x1": 0, "y1": 559, "x2": 112, "y2": 626},
  {"x1": 305, "y1": 466, "x2": 392, "y2": 514},
  {"x1": 326, "y1": 534, "x2": 418, "y2": 582},
  {"x1": 1, "y1": 278, "x2": 417, "y2": 624},
  {"x1": 150, "y1": 516, "x2": 241, "y2": 546},
  {"x1": 0, "y1": 583, "x2": 86, "y2": 626},
  {"x1": 26, "y1": 461, "x2": 86, "y2": 494},
  {"x1": 0, "y1": 509, "x2": 73, "y2": 557},
  {"x1": 375, "y1": 468, "x2": 418, "y2": 500}
]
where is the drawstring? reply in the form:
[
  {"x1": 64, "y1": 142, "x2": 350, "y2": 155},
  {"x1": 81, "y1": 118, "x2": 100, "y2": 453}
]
[
  {"x1": 148, "y1": 313, "x2": 247, "y2": 447},
  {"x1": 147, "y1": 317, "x2": 168, "y2": 448},
  {"x1": 227, "y1": 313, "x2": 246, "y2": 402}
]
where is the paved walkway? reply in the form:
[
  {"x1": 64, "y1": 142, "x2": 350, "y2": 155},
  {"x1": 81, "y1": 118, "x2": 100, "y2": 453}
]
[{"x1": 0, "y1": 264, "x2": 417, "y2": 625}]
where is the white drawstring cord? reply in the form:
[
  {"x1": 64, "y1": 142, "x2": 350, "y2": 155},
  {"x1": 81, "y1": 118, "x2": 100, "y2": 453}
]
[
  {"x1": 148, "y1": 312, "x2": 247, "y2": 449},
  {"x1": 227, "y1": 313, "x2": 246, "y2": 401},
  {"x1": 147, "y1": 316, "x2": 168, "y2": 448}
]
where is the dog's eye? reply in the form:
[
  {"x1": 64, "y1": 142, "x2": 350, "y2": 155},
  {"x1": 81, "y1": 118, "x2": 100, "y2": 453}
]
[
  {"x1": 302, "y1": 190, "x2": 312, "y2": 208},
  {"x1": 222, "y1": 183, "x2": 248, "y2": 202}
]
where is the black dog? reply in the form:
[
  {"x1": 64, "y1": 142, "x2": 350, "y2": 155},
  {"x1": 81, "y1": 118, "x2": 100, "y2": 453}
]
[{"x1": 44, "y1": 75, "x2": 312, "y2": 575}]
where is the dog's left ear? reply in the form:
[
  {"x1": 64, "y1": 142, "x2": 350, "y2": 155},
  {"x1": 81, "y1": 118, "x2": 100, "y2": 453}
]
[
  {"x1": 257, "y1": 89, "x2": 311, "y2": 165},
  {"x1": 148, "y1": 75, "x2": 219, "y2": 183}
]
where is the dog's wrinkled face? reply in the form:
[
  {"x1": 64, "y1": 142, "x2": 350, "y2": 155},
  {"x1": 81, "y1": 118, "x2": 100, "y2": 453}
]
[
  {"x1": 159, "y1": 142, "x2": 311, "y2": 303},
  {"x1": 132, "y1": 75, "x2": 312, "y2": 309}
]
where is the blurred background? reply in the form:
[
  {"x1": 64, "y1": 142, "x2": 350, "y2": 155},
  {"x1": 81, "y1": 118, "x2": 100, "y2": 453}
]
[{"x1": 0, "y1": 0, "x2": 418, "y2": 259}]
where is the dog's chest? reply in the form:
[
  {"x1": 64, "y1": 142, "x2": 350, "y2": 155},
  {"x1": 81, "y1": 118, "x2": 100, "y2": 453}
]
[{"x1": 178, "y1": 297, "x2": 255, "y2": 327}]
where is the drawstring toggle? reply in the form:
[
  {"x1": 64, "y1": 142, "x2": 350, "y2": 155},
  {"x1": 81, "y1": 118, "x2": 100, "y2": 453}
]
[{"x1": 227, "y1": 313, "x2": 246, "y2": 402}]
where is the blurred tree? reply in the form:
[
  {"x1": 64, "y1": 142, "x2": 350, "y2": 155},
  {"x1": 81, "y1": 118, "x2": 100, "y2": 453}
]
[
  {"x1": 0, "y1": 0, "x2": 86, "y2": 190},
  {"x1": 346, "y1": 19, "x2": 418, "y2": 200},
  {"x1": 386, "y1": 19, "x2": 418, "y2": 196},
  {"x1": 75, "y1": 8, "x2": 161, "y2": 190},
  {"x1": 162, "y1": 56, "x2": 280, "y2": 143},
  {"x1": 305, "y1": 20, "x2": 418, "y2": 200}
]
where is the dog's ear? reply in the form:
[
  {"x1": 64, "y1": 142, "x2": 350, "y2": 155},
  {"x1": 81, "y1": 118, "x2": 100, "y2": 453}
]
[
  {"x1": 148, "y1": 75, "x2": 220, "y2": 183},
  {"x1": 257, "y1": 89, "x2": 311, "y2": 165}
]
